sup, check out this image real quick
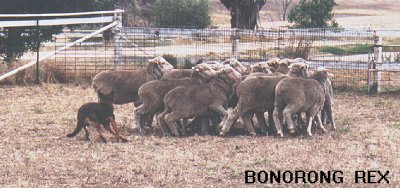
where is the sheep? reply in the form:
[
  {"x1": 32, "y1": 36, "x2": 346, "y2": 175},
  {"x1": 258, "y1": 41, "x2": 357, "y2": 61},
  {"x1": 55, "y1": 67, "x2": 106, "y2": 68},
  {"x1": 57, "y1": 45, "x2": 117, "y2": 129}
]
[
  {"x1": 158, "y1": 66, "x2": 241, "y2": 136},
  {"x1": 161, "y1": 60, "x2": 225, "y2": 80},
  {"x1": 133, "y1": 64, "x2": 215, "y2": 135},
  {"x1": 223, "y1": 58, "x2": 249, "y2": 75},
  {"x1": 66, "y1": 102, "x2": 127, "y2": 143},
  {"x1": 273, "y1": 68, "x2": 333, "y2": 137},
  {"x1": 320, "y1": 75, "x2": 336, "y2": 130},
  {"x1": 162, "y1": 69, "x2": 194, "y2": 79},
  {"x1": 92, "y1": 56, "x2": 174, "y2": 106},
  {"x1": 219, "y1": 62, "x2": 310, "y2": 136},
  {"x1": 266, "y1": 57, "x2": 281, "y2": 72}
]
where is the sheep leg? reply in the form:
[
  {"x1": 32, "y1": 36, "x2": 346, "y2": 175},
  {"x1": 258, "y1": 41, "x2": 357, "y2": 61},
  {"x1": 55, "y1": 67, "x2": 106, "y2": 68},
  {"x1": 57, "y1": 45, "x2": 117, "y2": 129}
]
[
  {"x1": 306, "y1": 116, "x2": 314, "y2": 137},
  {"x1": 267, "y1": 109, "x2": 276, "y2": 134},
  {"x1": 325, "y1": 103, "x2": 336, "y2": 130},
  {"x1": 255, "y1": 112, "x2": 267, "y2": 135},
  {"x1": 220, "y1": 108, "x2": 240, "y2": 136},
  {"x1": 211, "y1": 105, "x2": 228, "y2": 128},
  {"x1": 272, "y1": 107, "x2": 284, "y2": 137},
  {"x1": 156, "y1": 109, "x2": 172, "y2": 136},
  {"x1": 243, "y1": 112, "x2": 256, "y2": 136},
  {"x1": 283, "y1": 104, "x2": 301, "y2": 134},
  {"x1": 315, "y1": 114, "x2": 327, "y2": 134},
  {"x1": 176, "y1": 119, "x2": 186, "y2": 136},
  {"x1": 133, "y1": 104, "x2": 152, "y2": 133},
  {"x1": 164, "y1": 112, "x2": 181, "y2": 136},
  {"x1": 200, "y1": 117, "x2": 209, "y2": 135}
]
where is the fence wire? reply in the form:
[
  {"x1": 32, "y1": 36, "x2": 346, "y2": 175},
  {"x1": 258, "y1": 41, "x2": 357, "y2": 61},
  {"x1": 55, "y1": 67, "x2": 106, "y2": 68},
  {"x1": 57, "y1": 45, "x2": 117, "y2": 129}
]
[{"x1": 51, "y1": 27, "x2": 376, "y2": 91}]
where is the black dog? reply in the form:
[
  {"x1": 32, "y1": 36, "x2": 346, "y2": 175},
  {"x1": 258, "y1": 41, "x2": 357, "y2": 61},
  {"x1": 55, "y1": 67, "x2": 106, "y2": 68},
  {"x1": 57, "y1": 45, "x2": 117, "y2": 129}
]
[{"x1": 66, "y1": 102, "x2": 127, "y2": 143}]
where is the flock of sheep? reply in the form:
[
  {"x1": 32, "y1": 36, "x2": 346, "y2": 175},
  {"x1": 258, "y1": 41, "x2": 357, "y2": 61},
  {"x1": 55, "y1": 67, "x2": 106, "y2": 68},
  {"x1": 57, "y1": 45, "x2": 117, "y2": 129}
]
[{"x1": 85, "y1": 56, "x2": 336, "y2": 141}]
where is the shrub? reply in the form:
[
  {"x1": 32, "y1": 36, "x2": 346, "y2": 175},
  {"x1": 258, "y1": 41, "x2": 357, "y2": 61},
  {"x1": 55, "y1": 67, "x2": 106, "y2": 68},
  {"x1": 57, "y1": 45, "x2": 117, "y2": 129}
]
[
  {"x1": 153, "y1": 0, "x2": 211, "y2": 28},
  {"x1": 288, "y1": 0, "x2": 337, "y2": 28}
]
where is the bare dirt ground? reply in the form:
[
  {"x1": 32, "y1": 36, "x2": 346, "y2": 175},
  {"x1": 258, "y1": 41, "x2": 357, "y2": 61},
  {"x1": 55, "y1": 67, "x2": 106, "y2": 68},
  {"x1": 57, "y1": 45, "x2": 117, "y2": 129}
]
[{"x1": 0, "y1": 84, "x2": 399, "y2": 187}]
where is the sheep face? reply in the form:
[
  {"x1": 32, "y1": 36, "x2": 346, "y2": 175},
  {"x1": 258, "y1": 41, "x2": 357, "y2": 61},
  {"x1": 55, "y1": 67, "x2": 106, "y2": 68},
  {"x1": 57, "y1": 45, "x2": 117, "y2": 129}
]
[
  {"x1": 148, "y1": 56, "x2": 174, "y2": 74},
  {"x1": 288, "y1": 62, "x2": 310, "y2": 78},
  {"x1": 193, "y1": 64, "x2": 219, "y2": 79},
  {"x1": 276, "y1": 60, "x2": 290, "y2": 74}
]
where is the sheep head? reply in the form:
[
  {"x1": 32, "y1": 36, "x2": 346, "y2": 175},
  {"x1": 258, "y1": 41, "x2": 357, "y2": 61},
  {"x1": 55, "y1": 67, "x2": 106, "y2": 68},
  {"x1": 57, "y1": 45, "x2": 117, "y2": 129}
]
[
  {"x1": 250, "y1": 62, "x2": 272, "y2": 74},
  {"x1": 266, "y1": 57, "x2": 280, "y2": 72},
  {"x1": 275, "y1": 59, "x2": 291, "y2": 74},
  {"x1": 193, "y1": 63, "x2": 218, "y2": 80},
  {"x1": 147, "y1": 56, "x2": 174, "y2": 79},
  {"x1": 218, "y1": 65, "x2": 242, "y2": 81},
  {"x1": 288, "y1": 62, "x2": 310, "y2": 78},
  {"x1": 205, "y1": 61, "x2": 225, "y2": 71},
  {"x1": 311, "y1": 68, "x2": 334, "y2": 81},
  {"x1": 223, "y1": 58, "x2": 248, "y2": 75}
]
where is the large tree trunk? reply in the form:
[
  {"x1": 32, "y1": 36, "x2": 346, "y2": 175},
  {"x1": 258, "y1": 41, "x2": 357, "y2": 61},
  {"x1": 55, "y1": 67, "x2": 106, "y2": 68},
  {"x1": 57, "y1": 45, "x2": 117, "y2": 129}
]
[{"x1": 220, "y1": 0, "x2": 266, "y2": 29}]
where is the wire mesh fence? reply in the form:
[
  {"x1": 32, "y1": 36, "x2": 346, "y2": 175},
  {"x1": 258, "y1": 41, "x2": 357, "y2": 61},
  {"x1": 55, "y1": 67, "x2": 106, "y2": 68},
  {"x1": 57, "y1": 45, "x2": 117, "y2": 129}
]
[
  {"x1": 50, "y1": 27, "x2": 377, "y2": 91},
  {"x1": 5, "y1": 27, "x2": 400, "y2": 92}
]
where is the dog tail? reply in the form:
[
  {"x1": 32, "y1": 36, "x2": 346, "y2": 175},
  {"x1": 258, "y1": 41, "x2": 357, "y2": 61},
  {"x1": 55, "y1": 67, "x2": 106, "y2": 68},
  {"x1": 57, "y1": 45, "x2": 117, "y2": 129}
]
[{"x1": 66, "y1": 121, "x2": 84, "y2": 138}]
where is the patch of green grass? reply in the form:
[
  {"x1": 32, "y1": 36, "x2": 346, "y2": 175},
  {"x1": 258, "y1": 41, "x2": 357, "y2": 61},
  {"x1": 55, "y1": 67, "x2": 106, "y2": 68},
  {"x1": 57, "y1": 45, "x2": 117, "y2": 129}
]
[
  {"x1": 33, "y1": 106, "x2": 45, "y2": 114},
  {"x1": 320, "y1": 44, "x2": 371, "y2": 55},
  {"x1": 338, "y1": 127, "x2": 350, "y2": 134}
]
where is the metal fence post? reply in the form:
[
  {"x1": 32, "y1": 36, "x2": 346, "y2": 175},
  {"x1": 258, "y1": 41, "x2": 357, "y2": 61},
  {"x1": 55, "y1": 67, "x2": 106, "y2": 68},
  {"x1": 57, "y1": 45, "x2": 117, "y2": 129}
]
[
  {"x1": 232, "y1": 28, "x2": 239, "y2": 59},
  {"x1": 373, "y1": 31, "x2": 383, "y2": 93},
  {"x1": 36, "y1": 19, "x2": 40, "y2": 84},
  {"x1": 113, "y1": 9, "x2": 123, "y2": 70}
]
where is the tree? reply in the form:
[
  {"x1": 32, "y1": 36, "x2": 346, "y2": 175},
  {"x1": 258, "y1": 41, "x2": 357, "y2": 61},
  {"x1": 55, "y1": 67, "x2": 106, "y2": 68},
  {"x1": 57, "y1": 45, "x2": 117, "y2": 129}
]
[
  {"x1": 272, "y1": 0, "x2": 293, "y2": 21},
  {"x1": 153, "y1": 0, "x2": 211, "y2": 28},
  {"x1": 0, "y1": 0, "x2": 97, "y2": 65},
  {"x1": 220, "y1": 0, "x2": 266, "y2": 29},
  {"x1": 288, "y1": 0, "x2": 337, "y2": 28}
]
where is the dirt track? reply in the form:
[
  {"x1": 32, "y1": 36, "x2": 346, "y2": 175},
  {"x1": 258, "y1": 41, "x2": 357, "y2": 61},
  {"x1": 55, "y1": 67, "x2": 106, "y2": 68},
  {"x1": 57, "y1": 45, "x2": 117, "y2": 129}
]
[{"x1": 0, "y1": 84, "x2": 399, "y2": 187}]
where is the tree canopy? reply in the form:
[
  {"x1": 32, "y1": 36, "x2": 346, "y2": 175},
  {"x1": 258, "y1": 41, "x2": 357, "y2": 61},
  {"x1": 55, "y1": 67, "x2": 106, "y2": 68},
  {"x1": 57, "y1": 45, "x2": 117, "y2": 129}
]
[
  {"x1": 288, "y1": 0, "x2": 337, "y2": 28},
  {"x1": 220, "y1": 0, "x2": 266, "y2": 29},
  {"x1": 153, "y1": 0, "x2": 211, "y2": 28}
]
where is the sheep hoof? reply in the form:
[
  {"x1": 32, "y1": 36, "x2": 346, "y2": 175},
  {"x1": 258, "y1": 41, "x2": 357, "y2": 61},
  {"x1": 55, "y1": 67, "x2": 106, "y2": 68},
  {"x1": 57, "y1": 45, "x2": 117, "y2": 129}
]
[
  {"x1": 321, "y1": 128, "x2": 327, "y2": 134},
  {"x1": 307, "y1": 131, "x2": 313, "y2": 137},
  {"x1": 219, "y1": 131, "x2": 226, "y2": 136},
  {"x1": 288, "y1": 128, "x2": 296, "y2": 134},
  {"x1": 249, "y1": 132, "x2": 256, "y2": 137},
  {"x1": 277, "y1": 132, "x2": 283, "y2": 137}
]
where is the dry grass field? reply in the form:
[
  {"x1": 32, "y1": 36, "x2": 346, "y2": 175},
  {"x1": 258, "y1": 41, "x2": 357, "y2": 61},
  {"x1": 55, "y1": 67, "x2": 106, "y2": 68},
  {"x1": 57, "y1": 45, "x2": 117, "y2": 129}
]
[{"x1": 0, "y1": 84, "x2": 399, "y2": 187}]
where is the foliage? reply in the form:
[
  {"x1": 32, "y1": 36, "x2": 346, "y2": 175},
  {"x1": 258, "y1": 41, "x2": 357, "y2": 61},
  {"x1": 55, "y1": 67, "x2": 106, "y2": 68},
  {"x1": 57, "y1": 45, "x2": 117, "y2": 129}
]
[
  {"x1": 288, "y1": 0, "x2": 337, "y2": 28},
  {"x1": 153, "y1": 0, "x2": 211, "y2": 28},
  {"x1": 320, "y1": 44, "x2": 370, "y2": 55},
  {"x1": 220, "y1": 0, "x2": 266, "y2": 29}
]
